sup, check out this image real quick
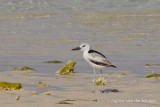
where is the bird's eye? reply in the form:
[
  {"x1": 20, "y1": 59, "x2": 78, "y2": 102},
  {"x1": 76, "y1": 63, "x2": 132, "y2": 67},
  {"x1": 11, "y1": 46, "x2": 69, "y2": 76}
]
[{"x1": 82, "y1": 45, "x2": 85, "y2": 47}]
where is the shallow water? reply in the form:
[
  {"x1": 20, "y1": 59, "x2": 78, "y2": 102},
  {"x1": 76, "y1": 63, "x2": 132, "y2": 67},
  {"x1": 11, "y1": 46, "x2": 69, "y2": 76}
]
[{"x1": 0, "y1": 0, "x2": 160, "y2": 77}]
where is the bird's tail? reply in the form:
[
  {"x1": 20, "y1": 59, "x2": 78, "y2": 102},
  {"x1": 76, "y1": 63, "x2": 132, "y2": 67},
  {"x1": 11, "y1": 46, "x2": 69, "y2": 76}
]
[{"x1": 110, "y1": 65, "x2": 116, "y2": 68}]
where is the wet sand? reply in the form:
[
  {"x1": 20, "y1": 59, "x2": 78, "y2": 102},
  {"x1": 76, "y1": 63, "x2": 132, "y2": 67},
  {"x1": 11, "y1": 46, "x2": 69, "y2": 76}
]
[{"x1": 0, "y1": 70, "x2": 159, "y2": 107}]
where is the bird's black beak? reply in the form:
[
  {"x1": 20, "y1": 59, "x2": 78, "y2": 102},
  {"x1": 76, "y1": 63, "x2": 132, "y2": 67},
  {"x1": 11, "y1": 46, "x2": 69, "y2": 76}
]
[{"x1": 72, "y1": 47, "x2": 81, "y2": 51}]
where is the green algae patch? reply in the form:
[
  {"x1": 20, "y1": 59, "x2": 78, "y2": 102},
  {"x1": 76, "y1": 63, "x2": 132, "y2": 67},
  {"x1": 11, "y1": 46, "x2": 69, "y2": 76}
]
[
  {"x1": 120, "y1": 73, "x2": 127, "y2": 75},
  {"x1": 145, "y1": 64, "x2": 160, "y2": 67},
  {"x1": 43, "y1": 92, "x2": 51, "y2": 95},
  {"x1": 111, "y1": 89, "x2": 119, "y2": 93},
  {"x1": 56, "y1": 60, "x2": 76, "y2": 75},
  {"x1": 38, "y1": 82, "x2": 50, "y2": 88},
  {"x1": 108, "y1": 73, "x2": 127, "y2": 75},
  {"x1": 16, "y1": 96, "x2": 20, "y2": 100},
  {"x1": 12, "y1": 66, "x2": 36, "y2": 71},
  {"x1": 20, "y1": 66, "x2": 36, "y2": 71},
  {"x1": 32, "y1": 91, "x2": 37, "y2": 95},
  {"x1": 56, "y1": 101, "x2": 73, "y2": 104},
  {"x1": 0, "y1": 82, "x2": 22, "y2": 90},
  {"x1": 63, "y1": 99, "x2": 89, "y2": 101},
  {"x1": 145, "y1": 74, "x2": 160, "y2": 78},
  {"x1": 94, "y1": 77, "x2": 107, "y2": 86},
  {"x1": 45, "y1": 61, "x2": 62, "y2": 64},
  {"x1": 13, "y1": 68, "x2": 19, "y2": 71},
  {"x1": 56, "y1": 99, "x2": 97, "y2": 105}
]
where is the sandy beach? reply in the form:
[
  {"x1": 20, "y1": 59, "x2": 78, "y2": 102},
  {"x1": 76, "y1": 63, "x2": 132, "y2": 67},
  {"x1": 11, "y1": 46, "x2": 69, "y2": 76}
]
[
  {"x1": 0, "y1": 0, "x2": 160, "y2": 107},
  {"x1": 0, "y1": 70, "x2": 159, "y2": 107}
]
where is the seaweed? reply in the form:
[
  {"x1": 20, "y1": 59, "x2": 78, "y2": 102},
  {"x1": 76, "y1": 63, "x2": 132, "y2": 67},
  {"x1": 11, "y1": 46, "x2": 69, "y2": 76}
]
[
  {"x1": 16, "y1": 96, "x2": 20, "y2": 100},
  {"x1": 56, "y1": 101, "x2": 73, "y2": 104},
  {"x1": 120, "y1": 73, "x2": 127, "y2": 75},
  {"x1": 12, "y1": 68, "x2": 19, "y2": 71},
  {"x1": 145, "y1": 74, "x2": 160, "y2": 78},
  {"x1": 0, "y1": 82, "x2": 22, "y2": 90},
  {"x1": 32, "y1": 91, "x2": 37, "y2": 95},
  {"x1": 111, "y1": 89, "x2": 119, "y2": 93},
  {"x1": 63, "y1": 99, "x2": 89, "y2": 101},
  {"x1": 94, "y1": 77, "x2": 107, "y2": 86},
  {"x1": 12, "y1": 66, "x2": 37, "y2": 71},
  {"x1": 43, "y1": 92, "x2": 51, "y2": 95},
  {"x1": 93, "y1": 99, "x2": 98, "y2": 102},
  {"x1": 56, "y1": 60, "x2": 76, "y2": 75},
  {"x1": 108, "y1": 73, "x2": 127, "y2": 75},
  {"x1": 45, "y1": 61, "x2": 62, "y2": 64},
  {"x1": 145, "y1": 64, "x2": 160, "y2": 67},
  {"x1": 20, "y1": 66, "x2": 36, "y2": 71},
  {"x1": 38, "y1": 82, "x2": 50, "y2": 88},
  {"x1": 56, "y1": 99, "x2": 97, "y2": 104}
]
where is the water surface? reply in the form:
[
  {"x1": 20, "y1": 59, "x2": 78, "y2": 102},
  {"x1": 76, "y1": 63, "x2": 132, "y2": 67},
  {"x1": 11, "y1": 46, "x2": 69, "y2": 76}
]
[{"x1": 0, "y1": 0, "x2": 160, "y2": 77}]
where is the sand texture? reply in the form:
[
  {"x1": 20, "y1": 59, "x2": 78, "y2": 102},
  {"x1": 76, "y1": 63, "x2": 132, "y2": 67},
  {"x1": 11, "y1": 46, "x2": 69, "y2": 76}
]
[{"x1": 0, "y1": 70, "x2": 159, "y2": 107}]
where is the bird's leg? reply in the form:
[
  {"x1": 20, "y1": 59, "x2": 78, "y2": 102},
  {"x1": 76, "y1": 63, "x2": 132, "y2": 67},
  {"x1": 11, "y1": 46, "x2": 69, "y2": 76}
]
[
  {"x1": 100, "y1": 69, "x2": 104, "y2": 93},
  {"x1": 92, "y1": 68, "x2": 96, "y2": 93}
]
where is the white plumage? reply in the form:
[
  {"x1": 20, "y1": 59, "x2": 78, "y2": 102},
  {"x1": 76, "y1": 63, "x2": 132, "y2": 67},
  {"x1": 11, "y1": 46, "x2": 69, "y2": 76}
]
[{"x1": 72, "y1": 43, "x2": 116, "y2": 93}]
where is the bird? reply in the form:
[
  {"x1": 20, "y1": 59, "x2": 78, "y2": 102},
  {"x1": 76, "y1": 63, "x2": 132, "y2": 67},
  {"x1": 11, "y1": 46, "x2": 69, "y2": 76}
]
[{"x1": 72, "y1": 43, "x2": 116, "y2": 93}]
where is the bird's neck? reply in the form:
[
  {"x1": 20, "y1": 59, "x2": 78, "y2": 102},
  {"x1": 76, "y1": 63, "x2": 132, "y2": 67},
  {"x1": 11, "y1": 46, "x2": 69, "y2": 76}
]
[{"x1": 83, "y1": 49, "x2": 90, "y2": 53}]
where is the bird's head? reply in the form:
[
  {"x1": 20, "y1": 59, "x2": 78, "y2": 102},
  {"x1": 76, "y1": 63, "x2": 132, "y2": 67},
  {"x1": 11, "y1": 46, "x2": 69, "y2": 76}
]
[{"x1": 72, "y1": 43, "x2": 91, "y2": 52}]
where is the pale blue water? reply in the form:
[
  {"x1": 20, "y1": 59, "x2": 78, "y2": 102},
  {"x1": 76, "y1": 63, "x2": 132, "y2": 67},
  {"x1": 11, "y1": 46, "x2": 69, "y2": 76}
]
[{"x1": 0, "y1": 0, "x2": 160, "y2": 77}]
